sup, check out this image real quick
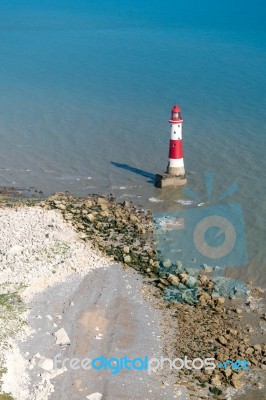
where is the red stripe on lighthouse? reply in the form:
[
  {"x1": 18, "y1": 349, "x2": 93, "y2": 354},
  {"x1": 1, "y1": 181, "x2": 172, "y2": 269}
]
[{"x1": 169, "y1": 139, "x2": 183, "y2": 159}]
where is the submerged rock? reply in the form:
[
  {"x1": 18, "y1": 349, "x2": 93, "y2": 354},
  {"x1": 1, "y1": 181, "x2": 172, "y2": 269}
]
[{"x1": 186, "y1": 276, "x2": 197, "y2": 288}]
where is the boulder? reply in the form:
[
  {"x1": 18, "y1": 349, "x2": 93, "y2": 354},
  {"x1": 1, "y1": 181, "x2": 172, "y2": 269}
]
[
  {"x1": 245, "y1": 347, "x2": 254, "y2": 355},
  {"x1": 179, "y1": 273, "x2": 188, "y2": 284},
  {"x1": 97, "y1": 197, "x2": 108, "y2": 206},
  {"x1": 217, "y1": 336, "x2": 227, "y2": 345},
  {"x1": 162, "y1": 259, "x2": 172, "y2": 269},
  {"x1": 217, "y1": 297, "x2": 225, "y2": 305},
  {"x1": 55, "y1": 328, "x2": 70, "y2": 346},
  {"x1": 86, "y1": 214, "x2": 95, "y2": 223},
  {"x1": 38, "y1": 357, "x2": 54, "y2": 371},
  {"x1": 123, "y1": 255, "x2": 131, "y2": 263},
  {"x1": 167, "y1": 274, "x2": 180, "y2": 286},
  {"x1": 57, "y1": 204, "x2": 66, "y2": 210},
  {"x1": 186, "y1": 276, "x2": 197, "y2": 288},
  {"x1": 64, "y1": 213, "x2": 73, "y2": 220}
]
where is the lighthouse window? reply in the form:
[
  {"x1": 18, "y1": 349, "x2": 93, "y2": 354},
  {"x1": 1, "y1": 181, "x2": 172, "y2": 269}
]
[{"x1": 178, "y1": 125, "x2": 180, "y2": 127}]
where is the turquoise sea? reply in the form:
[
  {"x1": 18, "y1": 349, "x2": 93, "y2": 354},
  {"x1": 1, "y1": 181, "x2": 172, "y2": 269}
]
[{"x1": 0, "y1": 0, "x2": 265, "y2": 290}]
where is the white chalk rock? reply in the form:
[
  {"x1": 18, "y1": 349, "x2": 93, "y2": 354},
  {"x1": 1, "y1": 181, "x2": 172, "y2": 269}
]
[
  {"x1": 50, "y1": 367, "x2": 67, "y2": 379},
  {"x1": 86, "y1": 393, "x2": 103, "y2": 400},
  {"x1": 38, "y1": 357, "x2": 54, "y2": 371},
  {"x1": 55, "y1": 328, "x2": 70, "y2": 345},
  {"x1": 8, "y1": 245, "x2": 24, "y2": 255}
]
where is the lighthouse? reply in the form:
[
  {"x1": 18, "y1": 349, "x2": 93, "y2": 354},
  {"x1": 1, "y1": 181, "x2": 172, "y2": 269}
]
[
  {"x1": 167, "y1": 104, "x2": 185, "y2": 176},
  {"x1": 155, "y1": 104, "x2": 187, "y2": 188}
]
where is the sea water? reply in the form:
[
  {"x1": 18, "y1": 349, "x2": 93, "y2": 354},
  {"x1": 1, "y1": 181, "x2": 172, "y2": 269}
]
[{"x1": 0, "y1": 0, "x2": 265, "y2": 292}]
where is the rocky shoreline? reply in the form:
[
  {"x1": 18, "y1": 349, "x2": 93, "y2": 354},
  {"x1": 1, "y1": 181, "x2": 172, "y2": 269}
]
[{"x1": 0, "y1": 191, "x2": 265, "y2": 399}]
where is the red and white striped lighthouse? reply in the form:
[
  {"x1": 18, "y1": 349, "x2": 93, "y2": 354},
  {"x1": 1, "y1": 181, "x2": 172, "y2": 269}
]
[
  {"x1": 166, "y1": 104, "x2": 185, "y2": 176},
  {"x1": 155, "y1": 103, "x2": 187, "y2": 188}
]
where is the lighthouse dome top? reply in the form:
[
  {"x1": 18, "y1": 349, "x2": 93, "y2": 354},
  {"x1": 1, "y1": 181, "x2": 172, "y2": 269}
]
[
  {"x1": 169, "y1": 103, "x2": 183, "y2": 123},
  {"x1": 172, "y1": 104, "x2": 181, "y2": 113}
]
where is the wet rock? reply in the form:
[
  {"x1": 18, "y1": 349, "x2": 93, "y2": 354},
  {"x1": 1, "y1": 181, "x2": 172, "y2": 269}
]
[
  {"x1": 175, "y1": 260, "x2": 183, "y2": 271},
  {"x1": 199, "y1": 275, "x2": 209, "y2": 286},
  {"x1": 177, "y1": 283, "x2": 187, "y2": 290},
  {"x1": 186, "y1": 276, "x2": 197, "y2": 288},
  {"x1": 162, "y1": 259, "x2": 172, "y2": 269},
  {"x1": 180, "y1": 273, "x2": 188, "y2": 284},
  {"x1": 97, "y1": 197, "x2": 108, "y2": 206},
  {"x1": 167, "y1": 274, "x2": 180, "y2": 286},
  {"x1": 202, "y1": 264, "x2": 212, "y2": 272},
  {"x1": 159, "y1": 278, "x2": 170, "y2": 286},
  {"x1": 157, "y1": 283, "x2": 166, "y2": 290},
  {"x1": 181, "y1": 289, "x2": 197, "y2": 303}
]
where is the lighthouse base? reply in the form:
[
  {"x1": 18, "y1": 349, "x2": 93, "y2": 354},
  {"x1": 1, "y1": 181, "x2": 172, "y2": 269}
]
[{"x1": 155, "y1": 173, "x2": 187, "y2": 188}]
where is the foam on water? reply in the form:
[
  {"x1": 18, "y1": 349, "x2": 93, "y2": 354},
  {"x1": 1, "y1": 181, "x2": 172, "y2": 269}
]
[
  {"x1": 175, "y1": 200, "x2": 194, "y2": 206},
  {"x1": 149, "y1": 197, "x2": 164, "y2": 203}
]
